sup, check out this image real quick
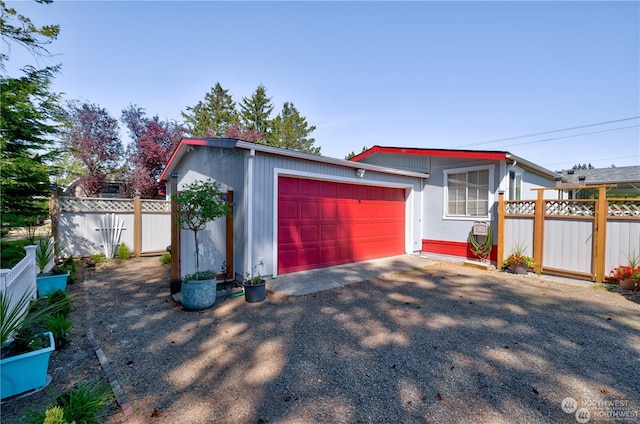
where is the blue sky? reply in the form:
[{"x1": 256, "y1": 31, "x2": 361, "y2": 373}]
[{"x1": 4, "y1": 0, "x2": 639, "y2": 171}]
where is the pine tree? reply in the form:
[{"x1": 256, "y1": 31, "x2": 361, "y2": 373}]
[
  {"x1": 239, "y1": 84, "x2": 273, "y2": 137},
  {"x1": 0, "y1": 66, "x2": 62, "y2": 231},
  {"x1": 182, "y1": 82, "x2": 239, "y2": 137},
  {"x1": 268, "y1": 102, "x2": 320, "y2": 155}
]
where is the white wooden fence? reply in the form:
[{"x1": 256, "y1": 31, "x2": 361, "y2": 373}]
[
  {"x1": 0, "y1": 246, "x2": 37, "y2": 322},
  {"x1": 54, "y1": 196, "x2": 171, "y2": 257}
]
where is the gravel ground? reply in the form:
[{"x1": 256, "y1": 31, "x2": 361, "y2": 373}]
[{"x1": 3, "y1": 257, "x2": 639, "y2": 424}]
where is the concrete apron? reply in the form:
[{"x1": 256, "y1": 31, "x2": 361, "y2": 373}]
[{"x1": 267, "y1": 254, "x2": 436, "y2": 296}]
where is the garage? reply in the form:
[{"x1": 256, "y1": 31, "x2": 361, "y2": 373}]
[{"x1": 278, "y1": 176, "x2": 406, "y2": 274}]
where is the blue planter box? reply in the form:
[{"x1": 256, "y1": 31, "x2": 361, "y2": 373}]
[
  {"x1": 36, "y1": 272, "x2": 69, "y2": 297},
  {"x1": 1, "y1": 332, "x2": 55, "y2": 400}
]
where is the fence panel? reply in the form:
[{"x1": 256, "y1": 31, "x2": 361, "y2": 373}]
[
  {"x1": 0, "y1": 246, "x2": 37, "y2": 325},
  {"x1": 543, "y1": 218, "x2": 593, "y2": 275},
  {"x1": 56, "y1": 196, "x2": 170, "y2": 257},
  {"x1": 501, "y1": 193, "x2": 640, "y2": 282},
  {"x1": 605, "y1": 219, "x2": 640, "y2": 275}
]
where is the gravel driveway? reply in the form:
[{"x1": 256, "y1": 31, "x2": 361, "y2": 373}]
[{"x1": 3, "y1": 257, "x2": 639, "y2": 423}]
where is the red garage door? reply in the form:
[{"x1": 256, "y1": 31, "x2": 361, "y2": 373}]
[{"x1": 278, "y1": 176, "x2": 405, "y2": 274}]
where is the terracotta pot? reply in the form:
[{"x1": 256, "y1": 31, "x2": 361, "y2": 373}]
[
  {"x1": 619, "y1": 278, "x2": 639, "y2": 291},
  {"x1": 510, "y1": 264, "x2": 527, "y2": 275}
]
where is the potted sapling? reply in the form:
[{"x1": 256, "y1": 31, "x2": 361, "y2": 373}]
[{"x1": 174, "y1": 179, "x2": 231, "y2": 310}]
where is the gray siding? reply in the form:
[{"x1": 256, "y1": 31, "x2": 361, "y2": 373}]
[
  {"x1": 543, "y1": 219, "x2": 594, "y2": 274},
  {"x1": 251, "y1": 151, "x2": 423, "y2": 277},
  {"x1": 172, "y1": 147, "x2": 246, "y2": 278}
]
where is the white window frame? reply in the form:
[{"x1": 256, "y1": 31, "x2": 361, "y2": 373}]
[
  {"x1": 508, "y1": 168, "x2": 523, "y2": 201},
  {"x1": 443, "y1": 165, "x2": 494, "y2": 220}
]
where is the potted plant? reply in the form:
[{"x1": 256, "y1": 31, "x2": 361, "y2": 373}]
[
  {"x1": 503, "y1": 243, "x2": 535, "y2": 275},
  {"x1": 610, "y1": 251, "x2": 640, "y2": 291},
  {"x1": 244, "y1": 262, "x2": 266, "y2": 303},
  {"x1": 0, "y1": 289, "x2": 66, "y2": 399},
  {"x1": 35, "y1": 237, "x2": 69, "y2": 297},
  {"x1": 174, "y1": 179, "x2": 231, "y2": 310}
]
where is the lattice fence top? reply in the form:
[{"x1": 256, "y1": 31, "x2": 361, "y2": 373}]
[
  {"x1": 141, "y1": 200, "x2": 171, "y2": 213},
  {"x1": 608, "y1": 200, "x2": 640, "y2": 217},
  {"x1": 546, "y1": 201, "x2": 595, "y2": 217},
  {"x1": 58, "y1": 197, "x2": 134, "y2": 212},
  {"x1": 505, "y1": 201, "x2": 535, "y2": 215}
]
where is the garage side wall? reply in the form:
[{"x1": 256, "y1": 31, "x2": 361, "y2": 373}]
[
  {"x1": 172, "y1": 146, "x2": 246, "y2": 279},
  {"x1": 250, "y1": 153, "x2": 423, "y2": 278}
]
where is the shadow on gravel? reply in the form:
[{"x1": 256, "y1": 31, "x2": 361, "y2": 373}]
[{"x1": 62, "y1": 259, "x2": 640, "y2": 423}]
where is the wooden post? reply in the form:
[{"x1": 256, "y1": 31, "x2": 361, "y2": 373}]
[
  {"x1": 133, "y1": 194, "x2": 142, "y2": 257},
  {"x1": 496, "y1": 191, "x2": 505, "y2": 270},
  {"x1": 225, "y1": 190, "x2": 234, "y2": 280},
  {"x1": 594, "y1": 186, "x2": 608, "y2": 283},
  {"x1": 170, "y1": 173, "x2": 181, "y2": 286},
  {"x1": 533, "y1": 189, "x2": 545, "y2": 275}
]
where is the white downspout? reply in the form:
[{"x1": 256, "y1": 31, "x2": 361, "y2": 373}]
[{"x1": 246, "y1": 149, "x2": 255, "y2": 278}]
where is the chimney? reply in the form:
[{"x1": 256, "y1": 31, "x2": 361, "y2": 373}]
[
  {"x1": 578, "y1": 175, "x2": 586, "y2": 186},
  {"x1": 567, "y1": 170, "x2": 575, "y2": 184}
]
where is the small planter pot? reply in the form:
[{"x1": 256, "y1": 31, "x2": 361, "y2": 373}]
[
  {"x1": 36, "y1": 272, "x2": 69, "y2": 297},
  {"x1": 510, "y1": 264, "x2": 528, "y2": 275},
  {"x1": 1, "y1": 332, "x2": 55, "y2": 400},
  {"x1": 244, "y1": 280, "x2": 266, "y2": 303},
  {"x1": 181, "y1": 278, "x2": 217, "y2": 310},
  {"x1": 619, "y1": 278, "x2": 639, "y2": 291}
]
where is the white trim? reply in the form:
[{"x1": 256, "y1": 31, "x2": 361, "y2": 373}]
[
  {"x1": 246, "y1": 150, "x2": 255, "y2": 279},
  {"x1": 272, "y1": 167, "x2": 415, "y2": 277},
  {"x1": 442, "y1": 164, "x2": 495, "y2": 220}
]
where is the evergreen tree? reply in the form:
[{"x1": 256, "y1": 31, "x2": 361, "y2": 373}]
[
  {"x1": 181, "y1": 82, "x2": 238, "y2": 137},
  {"x1": 239, "y1": 84, "x2": 273, "y2": 137},
  {"x1": 0, "y1": 0, "x2": 60, "y2": 67},
  {"x1": 0, "y1": 66, "x2": 62, "y2": 231},
  {"x1": 268, "y1": 102, "x2": 320, "y2": 155}
]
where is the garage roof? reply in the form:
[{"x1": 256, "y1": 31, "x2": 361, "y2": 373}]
[{"x1": 159, "y1": 138, "x2": 430, "y2": 183}]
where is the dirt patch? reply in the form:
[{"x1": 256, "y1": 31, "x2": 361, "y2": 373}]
[{"x1": 3, "y1": 257, "x2": 639, "y2": 423}]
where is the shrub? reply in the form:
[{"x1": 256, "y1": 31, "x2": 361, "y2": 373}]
[
  {"x1": 159, "y1": 252, "x2": 171, "y2": 265},
  {"x1": 117, "y1": 243, "x2": 131, "y2": 260},
  {"x1": 22, "y1": 380, "x2": 113, "y2": 424},
  {"x1": 44, "y1": 314, "x2": 73, "y2": 349},
  {"x1": 47, "y1": 289, "x2": 72, "y2": 316},
  {"x1": 61, "y1": 256, "x2": 77, "y2": 284}
]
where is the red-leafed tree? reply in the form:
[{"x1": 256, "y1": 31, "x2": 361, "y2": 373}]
[
  {"x1": 60, "y1": 101, "x2": 123, "y2": 196},
  {"x1": 121, "y1": 105, "x2": 184, "y2": 198}
]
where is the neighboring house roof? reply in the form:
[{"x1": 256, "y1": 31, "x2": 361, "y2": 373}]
[
  {"x1": 560, "y1": 166, "x2": 640, "y2": 185},
  {"x1": 349, "y1": 145, "x2": 561, "y2": 180},
  {"x1": 159, "y1": 138, "x2": 430, "y2": 183}
]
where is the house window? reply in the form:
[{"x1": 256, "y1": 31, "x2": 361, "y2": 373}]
[
  {"x1": 446, "y1": 168, "x2": 490, "y2": 217},
  {"x1": 509, "y1": 170, "x2": 522, "y2": 200}
]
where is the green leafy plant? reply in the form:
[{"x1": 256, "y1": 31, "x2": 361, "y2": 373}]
[
  {"x1": 42, "y1": 406, "x2": 74, "y2": 424},
  {"x1": 244, "y1": 261, "x2": 265, "y2": 286},
  {"x1": 183, "y1": 270, "x2": 217, "y2": 281},
  {"x1": 22, "y1": 380, "x2": 113, "y2": 424},
  {"x1": 35, "y1": 236, "x2": 55, "y2": 274},
  {"x1": 44, "y1": 314, "x2": 73, "y2": 350},
  {"x1": 0, "y1": 289, "x2": 63, "y2": 347},
  {"x1": 88, "y1": 252, "x2": 107, "y2": 264},
  {"x1": 159, "y1": 252, "x2": 171, "y2": 265},
  {"x1": 47, "y1": 289, "x2": 72, "y2": 316},
  {"x1": 61, "y1": 256, "x2": 77, "y2": 283},
  {"x1": 503, "y1": 242, "x2": 535, "y2": 269},
  {"x1": 174, "y1": 179, "x2": 231, "y2": 279},
  {"x1": 117, "y1": 242, "x2": 131, "y2": 260}
]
